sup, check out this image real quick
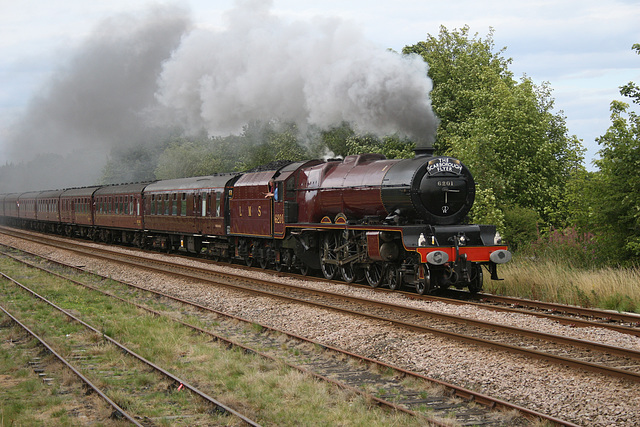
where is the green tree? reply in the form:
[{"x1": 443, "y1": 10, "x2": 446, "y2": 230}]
[
  {"x1": 321, "y1": 123, "x2": 355, "y2": 157},
  {"x1": 154, "y1": 139, "x2": 218, "y2": 179},
  {"x1": 587, "y1": 44, "x2": 640, "y2": 263},
  {"x1": 343, "y1": 134, "x2": 415, "y2": 159},
  {"x1": 101, "y1": 143, "x2": 167, "y2": 184},
  {"x1": 235, "y1": 122, "x2": 310, "y2": 171},
  {"x1": 593, "y1": 100, "x2": 640, "y2": 260},
  {"x1": 620, "y1": 43, "x2": 640, "y2": 105},
  {"x1": 404, "y1": 26, "x2": 584, "y2": 229}
]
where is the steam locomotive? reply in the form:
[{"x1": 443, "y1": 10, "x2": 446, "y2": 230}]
[{"x1": 0, "y1": 150, "x2": 511, "y2": 294}]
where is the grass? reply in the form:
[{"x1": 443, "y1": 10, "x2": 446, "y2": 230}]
[
  {"x1": 486, "y1": 257, "x2": 640, "y2": 313},
  {"x1": 0, "y1": 255, "x2": 431, "y2": 426}
]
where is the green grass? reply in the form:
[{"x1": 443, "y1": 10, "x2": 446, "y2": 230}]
[{"x1": 0, "y1": 255, "x2": 430, "y2": 426}]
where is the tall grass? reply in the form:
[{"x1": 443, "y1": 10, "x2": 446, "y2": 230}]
[{"x1": 486, "y1": 227, "x2": 640, "y2": 313}]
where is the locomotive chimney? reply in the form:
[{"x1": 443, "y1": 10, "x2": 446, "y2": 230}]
[
  {"x1": 413, "y1": 131, "x2": 436, "y2": 157},
  {"x1": 414, "y1": 146, "x2": 435, "y2": 157}
]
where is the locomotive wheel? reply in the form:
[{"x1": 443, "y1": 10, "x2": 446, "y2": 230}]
[
  {"x1": 365, "y1": 263, "x2": 384, "y2": 288},
  {"x1": 415, "y1": 265, "x2": 431, "y2": 295},
  {"x1": 320, "y1": 234, "x2": 339, "y2": 280},
  {"x1": 340, "y1": 263, "x2": 356, "y2": 283},
  {"x1": 387, "y1": 265, "x2": 401, "y2": 290},
  {"x1": 299, "y1": 263, "x2": 309, "y2": 276},
  {"x1": 244, "y1": 256, "x2": 254, "y2": 267},
  {"x1": 259, "y1": 255, "x2": 268, "y2": 269},
  {"x1": 278, "y1": 250, "x2": 292, "y2": 272},
  {"x1": 468, "y1": 264, "x2": 483, "y2": 294},
  {"x1": 274, "y1": 251, "x2": 284, "y2": 272}
]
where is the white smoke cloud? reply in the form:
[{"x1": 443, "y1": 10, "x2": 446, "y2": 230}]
[
  {"x1": 2, "y1": 0, "x2": 439, "y2": 193},
  {"x1": 5, "y1": 5, "x2": 191, "y2": 164},
  {"x1": 156, "y1": 0, "x2": 437, "y2": 146}
]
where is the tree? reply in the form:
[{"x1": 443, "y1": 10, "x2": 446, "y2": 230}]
[
  {"x1": 593, "y1": 100, "x2": 640, "y2": 260},
  {"x1": 343, "y1": 134, "x2": 415, "y2": 159},
  {"x1": 154, "y1": 139, "x2": 218, "y2": 179},
  {"x1": 101, "y1": 143, "x2": 167, "y2": 184},
  {"x1": 403, "y1": 26, "x2": 584, "y2": 229},
  {"x1": 234, "y1": 122, "x2": 309, "y2": 171},
  {"x1": 587, "y1": 44, "x2": 640, "y2": 262},
  {"x1": 619, "y1": 44, "x2": 640, "y2": 105}
]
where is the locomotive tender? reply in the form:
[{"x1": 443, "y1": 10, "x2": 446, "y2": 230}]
[{"x1": 0, "y1": 151, "x2": 511, "y2": 294}]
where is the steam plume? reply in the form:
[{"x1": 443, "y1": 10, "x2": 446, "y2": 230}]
[
  {"x1": 157, "y1": 0, "x2": 437, "y2": 147},
  {"x1": 2, "y1": 0, "x2": 437, "y2": 193},
  {"x1": 6, "y1": 6, "x2": 190, "y2": 164}
]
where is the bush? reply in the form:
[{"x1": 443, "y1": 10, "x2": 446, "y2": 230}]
[
  {"x1": 501, "y1": 205, "x2": 539, "y2": 251},
  {"x1": 525, "y1": 226, "x2": 599, "y2": 269}
]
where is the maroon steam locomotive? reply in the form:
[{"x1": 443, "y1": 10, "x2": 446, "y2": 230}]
[{"x1": 0, "y1": 151, "x2": 511, "y2": 294}]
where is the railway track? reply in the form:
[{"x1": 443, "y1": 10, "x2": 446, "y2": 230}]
[
  {"x1": 0, "y1": 229, "x2": 579, "y2": 426},
  {"x1": 3, "y1": 225, "x2": 639, "y2": 336},
  {"x1": 6, "y1": 228, "x2": 638, "y2": 384},
  {"x1": 0, "y1": 271, "x2": 261, "y2": 426}
]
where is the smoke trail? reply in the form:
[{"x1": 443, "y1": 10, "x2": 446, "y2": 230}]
[
  {"x1": 156, "y1": 0, "x2": 437, "y2": 147},
  {"x1": 1, "y1": 0, "x2": 438, "y2": 193},
  {"x1": 5, "y1": 6, "x2": 190, "y2": 164}
]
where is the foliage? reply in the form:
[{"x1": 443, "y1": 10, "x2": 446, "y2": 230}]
[
  {"x1": 501, "y1": 204, "x2": 540, "y2": 251},
  {"x1": 468, "y1": 186, "x2": 505, "y2": 230},
  {"x1": 619, "y1": 43, "x2": 640, "y2": 105},
  {"x1": 527, "y1": 226, "x2": 599, "y2": 269},
  {"x1": 574, "y1": 43, "x2": 640, "y2": 264},
  {"x1": 154, "y1": 138, "x2": 217, "y2": 179},
  {"x1": 343, "y1": 134, "x2": 415, "y2": 159},
  {"x1": 235, "y1": 122, "x2": 310, "y2": 171},
  {"x1": 321, "y1": 123, "x2": 356, "y2": 157},
  {"x1": 101, "y1": 143, "x2": 167, "y2": 184},
  {"x1": 592, "y1": 99, "x2": 640, "y2": 261},
  {"x1": 404, "y1": 26, "x2": 585, "y2": 229}
]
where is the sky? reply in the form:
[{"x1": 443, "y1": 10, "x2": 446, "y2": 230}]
[{"x1": 1, "y1": 0, "x2": 639, "y2": 175}]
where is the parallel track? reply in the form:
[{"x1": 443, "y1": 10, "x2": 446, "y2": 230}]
[
  {"x1": 9, "y1": 229, "x2": 638, "y2": 383},
  {"x1": 0, "y1": 270, "x2": 262, "y2": 426},
  {"x1": 0, "y1": 229, "x2": 581, "y2": 426}
]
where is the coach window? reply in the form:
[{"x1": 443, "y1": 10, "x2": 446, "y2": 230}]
[
  {"x1": 172, "y1": 194, "x2": 178, "y2": 216},
  {"x1": 215, "y1": 192, "x2": 222, "y2": 217},
  {"x1": 181, "y1": 194, "x2": 186, "y2": 216}
]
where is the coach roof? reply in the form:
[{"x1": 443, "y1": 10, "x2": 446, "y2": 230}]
[{"x1": 144, "y1": 174, "x2": 238, "y2": 193}]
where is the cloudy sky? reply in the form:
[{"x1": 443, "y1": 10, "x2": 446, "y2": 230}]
[{"x1": 1, "y1": 0, "x2": 639, "y2": 170}]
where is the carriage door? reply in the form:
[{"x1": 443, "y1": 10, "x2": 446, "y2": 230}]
[{"x1": 273, "y1": 181, "x2": 285, "y2": 238}]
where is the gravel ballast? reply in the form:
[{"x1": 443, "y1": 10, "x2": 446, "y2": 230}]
[{"x1": 1, "y1": 234, "x2": 639, "y2": 426}]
